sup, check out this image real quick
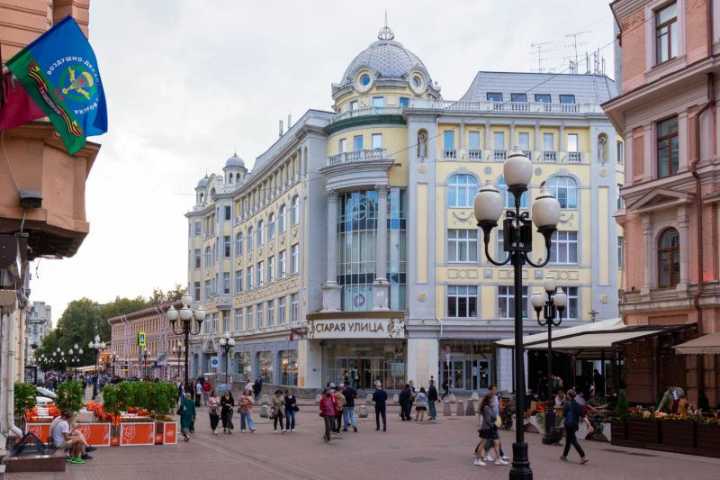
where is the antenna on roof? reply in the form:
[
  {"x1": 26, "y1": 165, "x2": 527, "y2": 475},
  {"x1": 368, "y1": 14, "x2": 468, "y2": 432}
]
[
  {"x1": 530, "y1": 41, "x2": 552, "y2": 72},
  {"x1": 565, "y1": 31, "x2": 590, "y2": 70},
  {"x1": 378, "y1": 10, "x2": 394, "y2": 40}
]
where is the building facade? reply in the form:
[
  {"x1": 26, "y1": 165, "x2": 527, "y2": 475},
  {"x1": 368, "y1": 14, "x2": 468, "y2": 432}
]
[
  {"x1": 604, "y1": 0, "x2": 720, "y2": 406},
  {"x1": 24, "y1": 301, "x2": 51, "y2": 364},
  {"x1": 187, "y1": 23, "x2": 623, "y2": 393}
]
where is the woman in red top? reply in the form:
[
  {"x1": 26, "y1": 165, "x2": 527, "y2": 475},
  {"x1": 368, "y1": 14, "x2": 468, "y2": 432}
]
[{"x1": 319, "y1": 389, "x2": 337, "y2": 443}]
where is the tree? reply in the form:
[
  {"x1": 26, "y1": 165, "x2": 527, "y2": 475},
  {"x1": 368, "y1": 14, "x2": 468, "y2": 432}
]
[{"x1": 150, "y1": 285, "x2": 187, "y2": 304}]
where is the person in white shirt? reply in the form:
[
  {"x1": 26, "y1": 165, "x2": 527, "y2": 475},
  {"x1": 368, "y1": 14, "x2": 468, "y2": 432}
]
[{"x1": 51, "y1": 412, "x2": 86, "y2": 464}]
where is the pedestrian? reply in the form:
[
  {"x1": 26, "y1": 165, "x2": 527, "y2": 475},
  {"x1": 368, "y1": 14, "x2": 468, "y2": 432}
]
[
  {"x1": 319, "y1": 388, "x2": 337, "y2": 443},
  {"x1": 220, "y1": 390, "x2": 235, "y2": 434},
  {"x1": 474, "y1": 393, "x2": 508, "y2": 467},
  {"x1": 195, "y1": 381, "x2": 202, "y2": 407},
  {"x1": 414, "y1": 387, "x2": 428, "y2": 422},
  {"x1": 272, "y1": 389, "x2": 286, "y2": 433},
  {"x1": 178, "y1": 393, "x2": 196, "y2": 442},
  {"x1": 342, "y1": 383, "x2": 358, "y2": 432},
  {"x1": 333, "y1": 384, "x2": 346, "y2": 434},
  {"x1": 399, "y1": 384, "x2": 412, "y2": 421},
  {"x1": 484, "y1": 385, "x2": 508, "y2": 462},
  {"x1": 253, "y1": 377, "x2": 263, "y2": 401},
  {"x1": 284, "y1": 389, "x2": 298, "y2": 432},
  {"x1": 208, "y1": 390, "x2": 220, "y2": 435},
  {"x1": 372, "y1": 381, "x2": 388, "y2": 432},
  {"x1": 441, "y1": 378, "x2": 450, "y2": 400},
  {"x1": 238, "y1": 389, "x2": 256, "y2": 433},
  {"x1": 560, "y1": 389, "x2": 590, "y2": 464},
  {"x1": 427, "y1": 379, "x2": 439, "y2": 421},
  {"x1": 202, "y1": 379, "x2": 211, "y2": 406}
]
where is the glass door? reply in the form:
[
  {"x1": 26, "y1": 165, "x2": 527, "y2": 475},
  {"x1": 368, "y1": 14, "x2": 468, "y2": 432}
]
[{"x1": 451, "y1": 360, "x2": 465, "y2": 390}]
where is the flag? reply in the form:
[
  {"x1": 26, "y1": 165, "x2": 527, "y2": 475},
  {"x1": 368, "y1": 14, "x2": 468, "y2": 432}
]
[
  {"x1": 5, "y1": 16, "x2": 107, "y2": 154},
  {"x1": 0, "y1": 72, "x2": 45, "y2": 130}
]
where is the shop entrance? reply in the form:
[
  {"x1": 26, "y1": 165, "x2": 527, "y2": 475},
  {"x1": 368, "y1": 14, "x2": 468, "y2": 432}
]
[
  {"x1": 322, "y1": 341, "x2": 406, "y2": 390},
  {"x1": 334, "y1": 358, "x2": 382, "y2": 389},
  {"x1": 442, "y1": 358, "x2": 491, "y2": 391}
]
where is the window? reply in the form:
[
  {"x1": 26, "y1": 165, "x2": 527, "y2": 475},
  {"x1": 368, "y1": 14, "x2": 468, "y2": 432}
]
[
  {"x1": 257, "y1": 220, "x2": 264, "y2": 246},
  {"x1": 278, "y1": 297, "x2": 286, "y2": 324},
  {"x1": 257, "y1": 261, "x2": 263, "y2": 287},
  {"x1": 468, "y1": 131, "x2": 481, "y2": 159},
  {"x1": 617, "y1": 141, "x2": 624, "y2": 165},
  {"x1": 247, "y1": 227, "x2": 254, "y2": 254},
  {"x1": 658, "y1": 228, "x2": 680, "y2": 288},
  {"x1": 557, "y1": 286, "x2": 579, "y2": 320},
  {"x1": 244, "y1": 306, "x2": 252, "y2": 330},
  {"x1": 193, "y1": 281, "x2": 201, "y2": 302},
  {"x1": 234, "y1": 309, "x2": 242, "y2": 331},
  {"x1": 447, "y1": 174, "x2": 478, "y2": 208},
  {"x1": 204, "y1": 246, "x2": 212, "y2": 268},
  {"x1": 194, "y1": 221, "x2": 202, "y2": 236},
  {"x1": 194, "y1": 249, "x2": 201, "y2": 269},
  {"x1": 255, "y1": 303, "x2": 264, "y2": 329},
  {"x1": 617, "y1": 237, "x2": 624, "y2": 269},
  {"x1": 656, "y1": 2, "x2": 678, "y2": 64},
  {"x1": 487, "y1": 92, "x2": 503, "y2": 102},
  {"x1": 559, "y1": 95, "x2": 576, "y2": 112},
  {"x1": 359, "y1": 73, "x2": 371, "y2": 86},
  {"x1": 338, "y1": 138, "x2": 347, "y2": 153},
  {"x1": 399, "y1": 96, "x2": 410, "y2": 108},
  {"x1": 518, "y1": 132, "x2": 530, "y2": 151},
  {"x1": 291, "y1": 196, "x2": 300, "y2": 225},
  {"x1": 278, "y1": 250, "x2": 286, "y2": 278},
  {"x1": 223, "y1": 236, "x2": 231, "y2": 257},
  {"x1": 204, "y1": 279, "x2": 212, "y2": 299},
  {"x1": 371, "y1": 133, "x2": 383, "y2": 150},
  {"x1": 267, "y1": 300, "x2": 274, "y2": 327},
  {"x1": 223, "y1": 272, "x2": 230, "y2": 294},
  {"x1": 291, "y1": 244, "x2": 299, "y2": 273},
  {"x1": 496, "y1": 231, "x2": 509, "y2": 262},
  {"x1": 372, "y1": 96, "x2": 385, "y2": 108},
  {"x1": 617, "y1": 184, "x2": 624, "y2": 210},
  {"x1": 567, "y1": 133, "x2": 579, "y2": 152},
  {"x1": 235, "y1": 270, "x2": 243, "y2": 293},
  {"x1": 278, "y1": 205, "x2": 286, "y2": 233},
  {"x1": 657, "y1": 116, "x2": 679, "y2": 178},
  {"x1": 290, "y1": 293, "x2": 299, "y2": 323},
  {"x1": 498, "y1": 175, "x2": 529, "y2": 208},
  {"x1": 353, "y1": 135, "x2": 364, "y2": 151},
  {"x1": 550, "y1": 231, "x2": 579, "y2": 264},
  {"x1": 447, "y1": 286, "x2": 478, "y2": 318},
  {"x1": 511, "y1": 93, "x2": 527, "y2": 103},
  {"x1": 350, "y1": 100, "x2": 358, "y2": 111},
  {"x1": 498, "y1": 286, "x2": 528, "y2": 319},
  {"x1": 534, "y1": 94, "x2": 551, "y2": 103},
  {"x1": 268, "y1": 213, "x2": 275, "y2": 241},
  {"x1": 235, "y1": 233, "x2": 243, "y2": 257},
  {"x1": 267, "y1": 256, "x2": 274, "y2": 283},
  {"x1": 543, "y1": 133, "x2": 556, "y2": 161},
  {"x1": 494, "y1": 131, "x2": 505, "y2": 150},
  {"x1": 224, "y1": 206, "x2": 231, "y2": 221},
  {"x1": 547, "y1": 176, "x2": 578, "y2": 208},
  {"x1": 447, "y1": 229, "x2": 478, "y2": 263},
  {"x1": 443, "y1": 130, "x2": 455, "y2": 158},
  {"x1": 222, "y1": 311, "x2": 229, "y2": 333},
  {"x1": 247, "y1": 266, "x2": 254, "y2": 290}
]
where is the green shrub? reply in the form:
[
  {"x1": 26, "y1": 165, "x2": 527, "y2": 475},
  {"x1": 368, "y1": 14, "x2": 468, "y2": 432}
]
[
  {"x1": 102, "y1": 384, "x2": 122, "y2": 415},
  {"x1": 56, "y1": 380, "x2": 84, "y2": 414},
  {"x1": 14, "y1": 382, "x2": 37, "y2": 418},
  {"x1": 615, "y1": 389, "x2": 629, "y2": 420}
]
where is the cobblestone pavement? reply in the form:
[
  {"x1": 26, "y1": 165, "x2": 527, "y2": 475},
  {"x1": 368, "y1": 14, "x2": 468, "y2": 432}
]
[{"x1": 10, "y1": 406, "x2": 720, "y2": 480}]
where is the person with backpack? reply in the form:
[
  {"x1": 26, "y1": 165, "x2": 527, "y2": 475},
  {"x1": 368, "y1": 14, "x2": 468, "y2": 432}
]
[
  {"x1": 319, "y1": 388, "x2": 337, "y2": 443},
  {"x1": 427, "y1": 379, "x2": 439, "y2": 421},
  {"x1": 561, "y1": 389, "x2": 590, "y2": 464},
  {"x1": 333, "y1": 384, "x2": 346, "y2": 434},
  {"x1": 341, "y1": 383, "x2": 358, "y2": 432},
  {"x1": 372, "y1": 381, "x2": 388, "y2": 432}
]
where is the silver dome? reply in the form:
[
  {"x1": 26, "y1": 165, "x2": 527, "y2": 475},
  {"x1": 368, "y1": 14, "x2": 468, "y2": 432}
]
[
  {"x1": 225, "y1": 152, "x2": 245, "y2": 169},
  {"x1": 196, "y1": 175, "x2": 209, "y2": 189}
]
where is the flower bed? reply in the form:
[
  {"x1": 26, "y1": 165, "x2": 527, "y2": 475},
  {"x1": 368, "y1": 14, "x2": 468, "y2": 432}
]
[{"x1": 611, "y1": 417, "x2": 720, "y2": 458}]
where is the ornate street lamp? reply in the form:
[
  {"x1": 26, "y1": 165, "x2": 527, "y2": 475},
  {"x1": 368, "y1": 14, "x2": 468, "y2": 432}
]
[
  {"x1": 88, "y1": 334, "x2": 106, "y2": 395},
  {"x1": 218, "y1": 332, "x2": 236, "y2": 386},
  {"x1": 142, "y1": 348, "x2": 151, "y2": 379},
  {"x1": 474, "y1": 147, "x2": 560, "y2": 480},
  {"x1": 531, "y1": 280, "x2": 567, "y2": 445},
  {"x1": 171, "y1": 340, "x2": 184, "y2": 382},
  {"x1": 167, "y1": 296, "x2": 204, "y2": 391}
]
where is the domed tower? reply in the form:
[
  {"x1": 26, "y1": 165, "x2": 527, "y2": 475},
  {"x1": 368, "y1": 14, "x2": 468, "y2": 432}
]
[
  {"x1": 223, "y1": 152, "x2": 247, "y2": 186},
  {"x1": 195, "y1": 175, "x2": 209, "y2": 206}
]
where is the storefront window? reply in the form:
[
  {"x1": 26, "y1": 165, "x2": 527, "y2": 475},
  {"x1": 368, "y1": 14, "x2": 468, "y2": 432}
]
[
  {"x1": 280, "y1": 350, "x2": 298, "y2": 386},
  {"x1": 388, "y1": 188, "x2": 407, "y2": 310},
  {"x1": 439, "y1": 342, "x2": 494, "y2": 392},
  {"x1": 257, "y1": 351, "x2": 273, "y2": 383},
  {"x1": 235, "y1": 352, "x2": 252, "y2": 381},
  {"x1": 322, "y1": 341, "x2": 405, "y2": 390}
]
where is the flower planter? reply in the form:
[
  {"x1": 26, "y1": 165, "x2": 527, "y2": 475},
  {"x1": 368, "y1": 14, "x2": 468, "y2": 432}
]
[
  {"x1": 659, "y1": 420, "x2": 695, "y2": 451},
  {"x1": 119, "y1": 421, "x2": 155, "y2": 446},
  {"x1": 25, "y1": 422, "x2": 51, "y2": 444},
  {"x1": 154, "y1": 421, "x2": 177, "y2": 445},
  {"x1": 695, "y1": 423, "x2": 720, "y2": 458},
  {"x1": 626, "y1": 418, "x2": 660, "y2": 447},
  {"x1": 75, "y1": 422, "x2": 112, "y2": 447}
]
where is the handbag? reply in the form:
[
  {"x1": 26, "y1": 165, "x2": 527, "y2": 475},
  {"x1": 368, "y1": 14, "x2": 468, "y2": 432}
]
[{"x1": 495, "y1": 416, "x2": 502, "y2": 428}]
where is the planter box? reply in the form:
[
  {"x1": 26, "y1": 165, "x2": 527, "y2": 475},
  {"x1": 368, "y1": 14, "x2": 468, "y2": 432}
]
[
  {"x1": 696, "y1": 423, "x2": 720, "y2": 458},
  {"x1": 25, "y1": 422, "x2": 51, "y2": 444},
  {"x1": 75, "y1": 422, "x2": 112, "y2": 447},
  {"x1": 154, "y1": 421, "x2": 177, "y2": 445},
  {"x1": 119, "y1": 421, "x2": 155, "y2": 446},
  {"x1": 626, "y1": 418, "x2": 660, "y2": 447},
  {"x1": 659, "y1": 420, "x2": 695, "y2": 451},
  {"x1": 610, "y1": 419, "x2": 627, "y2": 444}
]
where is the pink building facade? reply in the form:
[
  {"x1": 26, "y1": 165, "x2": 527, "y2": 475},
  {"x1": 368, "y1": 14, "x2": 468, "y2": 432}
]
[{"x1": 604, "y1": 0, "x2": 720, "y2": 406}]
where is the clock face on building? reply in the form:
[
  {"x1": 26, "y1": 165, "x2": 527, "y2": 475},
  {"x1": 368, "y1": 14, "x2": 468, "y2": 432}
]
[
  {"x1": 353, "y1": 293, "x2": 366, "y2": 308},
  {"x1": 351, "y1": 196, "x2": 374, "y2": 221}
]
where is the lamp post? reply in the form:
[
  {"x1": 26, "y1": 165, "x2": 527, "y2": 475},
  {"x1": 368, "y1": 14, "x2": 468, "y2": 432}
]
[
  {"x1": 167, "y1": 296, "x2": 204, "y2": 392},
  {"x1": 531, "y1": 281, "x2": 567, "y2": 445},
  {"x1": 218, "y1": 332, "x2": 236, "y2": 386},
  {"x1": 88, "y1": 335, "x2": 106, "y2": 397},
  {"x1": 474, "y1": 147, "x2": 560, "y2": 480},
  {"x1": 171, "y1": 340, "x2": 183, "y2": 382}
]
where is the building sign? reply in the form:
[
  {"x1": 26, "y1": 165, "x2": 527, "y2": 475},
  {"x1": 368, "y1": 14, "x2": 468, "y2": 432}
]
[
  {"x1": 137, "y1": 331, "x2": 146, "y2": 348},
  {"x1": 307, "y1": 317, "x2": 405, "y2": 339}
]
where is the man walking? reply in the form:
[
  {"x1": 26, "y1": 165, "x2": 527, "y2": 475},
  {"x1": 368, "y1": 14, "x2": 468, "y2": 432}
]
[
  {"x1": 561, "y1": 389, "x2": 590, "y2": 464},
  {"x1": 333, "y1": 384, "x2": 346, "y2": 434},
  {"x1": 342, "y1": 383, "x2": 358, "y2": 432},
  {"x1": 372, "y1": 381, "x2": 388, "y2": 432},
  {"x1": 427, "y1": 378, "x2": 439, "y2": 421},
  {"x1": 319, "y1": 388, "x2": 337, "y2": 443}
]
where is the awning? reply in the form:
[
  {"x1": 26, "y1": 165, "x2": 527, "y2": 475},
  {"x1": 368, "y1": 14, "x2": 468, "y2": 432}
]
[
  {"x1": 525, "y1": 330, "x2": 664, "y2": 351},
  {"x1": 674, "y1": 333, "x2": 720, "y2": 355},
  {"x1": 496, "y1": 318, "x2": 625, "y2": 348}
]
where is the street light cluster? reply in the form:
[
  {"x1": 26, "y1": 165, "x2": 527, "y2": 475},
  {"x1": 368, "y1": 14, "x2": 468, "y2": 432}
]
[{"x1": 167, "y1": 295, "x2": 205, "y2": 390}]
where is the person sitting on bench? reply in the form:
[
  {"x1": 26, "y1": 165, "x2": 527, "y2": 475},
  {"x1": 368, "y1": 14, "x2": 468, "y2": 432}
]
[{"x1": 50, "y1": 411, "x2": 89, "y2": 464}]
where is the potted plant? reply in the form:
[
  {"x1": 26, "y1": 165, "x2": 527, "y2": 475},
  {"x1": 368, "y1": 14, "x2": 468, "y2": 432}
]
[
  {"x1": 14, "y1": 382, "x2": 37, "y2": 431},
  {"x1": 610, "y1": 390, "x2": 629, "y2": 445},
  {"x1": 148, "y1": 382, "x2": 179, "y2": 445},
  {"x1": 55, "y1": 380, "x2": 84, "y2": 415}
]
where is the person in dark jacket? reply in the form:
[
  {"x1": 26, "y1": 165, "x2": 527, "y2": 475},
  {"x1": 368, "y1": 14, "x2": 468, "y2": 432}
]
[
  {"x1": 284, "y1": 390, "x2": 297, "y2": 432},
  {"x1": 427, "y1": 379, "x2": 439, "y2": 421},
  {"x1": 220, "y1": 391, "x2": 235, "y2": 434},
  {"x1": 372, "y1": 382, "x2": 388, "y2": 432},
  {"x1": 342, "y1": 384, "x2": 358, "y2": 432},
  {"x1": 252, "y1": 377, "x2": 263, "y2": 401},
  {"x1": 561, "y1": 389, "x2": 590, "y2": 464},
  {"x1": 319, "y1": 389, "x2": 336, "y2": 443},
  {"x1": 399, "y1": 384, "x2": 412, "y2": 421}
]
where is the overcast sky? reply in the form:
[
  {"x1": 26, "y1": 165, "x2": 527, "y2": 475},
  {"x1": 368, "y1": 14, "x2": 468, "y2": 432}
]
[{"x1": 31, "y1": 0, "x2": 616, "y2": 324}]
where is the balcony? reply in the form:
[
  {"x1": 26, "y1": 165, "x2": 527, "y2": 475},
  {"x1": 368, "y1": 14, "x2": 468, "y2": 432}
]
[
  {"x1": 409, "y1": 99, "x2": 604, "y2": 115},
  {"x1": 468, "y1": 149, "x2": 483, "y2": 160},
  {"x1": 543, "y1": 151, "x2": 557, "y2": 162},
  {"x1": 444, "y1": 150, "x2": 457, "y2": 160},
  {"x1": 326, "y1": 107, "x2": 405, "y2": 133},
  {"x1": 493, "y1": 150, "x2": 507, "y2": 161},
  {"x1": 567, "y1": 151, "x2": 582, "y2": 163},
  {"x1": 328, "y1": 148, "x2": 389, "y2": 166}
]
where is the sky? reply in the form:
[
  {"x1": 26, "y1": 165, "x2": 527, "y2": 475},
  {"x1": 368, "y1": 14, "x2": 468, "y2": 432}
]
[{"x1": 30, "y1": 0, "x2": 616, "y2": 324}]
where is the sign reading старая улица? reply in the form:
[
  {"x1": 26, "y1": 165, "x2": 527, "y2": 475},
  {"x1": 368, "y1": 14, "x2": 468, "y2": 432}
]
[{"x1": 307, "y1": 318, "x2": 405, "y2": 339}]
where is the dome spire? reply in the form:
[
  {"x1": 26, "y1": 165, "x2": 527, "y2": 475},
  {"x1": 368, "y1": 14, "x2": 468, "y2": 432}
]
[{"x1": 378, "y1": 10, "x2": 394, "y2": 41}]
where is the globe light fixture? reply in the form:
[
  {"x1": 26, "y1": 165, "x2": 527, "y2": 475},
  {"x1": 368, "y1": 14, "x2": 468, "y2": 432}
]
[{"x1": 167, "y1": 298, "x2": 204, "y2": 390}]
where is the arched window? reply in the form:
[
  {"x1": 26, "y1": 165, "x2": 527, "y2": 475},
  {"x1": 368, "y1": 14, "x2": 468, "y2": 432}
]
[
  {"x1": 546, "y1": 176, "x2": 578, "y2": 209},
  {"x1": 658, "y1": 228, "x2": 680, "y2": 288},
  {"x1": 417, "y1": 129, "x2": 428, "y2": 158},
  {"x1": 257, "y1": 220, "x2": 264, "y2": 246},
  {"x1": 247, "y1": 227, "x2": 254, "y2": 254},
  {"x1": 497, "y1": 176, "x2": 529, "y2": 208},
  {"x1": 278, "y1": 204, "x2": 286, "y2": 233},
  {"x1": 235, "y1": 232, "x2": 243, "y2": 257},
  {"x1": 447, "y1": 174, "x2": 478, "y2": 208},
  {"x1": 291, "y1": 195, "x2": 300, "y2": 225}
]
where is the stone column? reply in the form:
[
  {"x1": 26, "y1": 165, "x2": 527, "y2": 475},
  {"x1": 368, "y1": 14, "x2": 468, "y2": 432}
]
[
  {"x1": 677, "y1": 207, "x2": 689, "y2": 289},
  {"x1": 642, "y1": 215, "x2": 653, "y2": 293},
  {"x1": 373, "y1": 185, "x2": 390, "y2": 310},
  {"x1": 322, "y1": 191, "x2": 341, "y2": 311}
]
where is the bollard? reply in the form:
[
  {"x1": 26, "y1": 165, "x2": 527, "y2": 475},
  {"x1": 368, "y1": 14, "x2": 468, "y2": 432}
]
[
  {"x1": 314, "y1": 394, "x2": 322, "y2": 404},
  {"x1": 392, "y1": 393, "x2": 399, "y2": 404},
  {"x1": 358, "y1": 404, "x2": 369, "y2": 418},
  {"x1": 456, "y1": 400, "x2": 465, "y2": 416},
  {"x1": 259, "y1": 404, "x2": 269, "y2": 418},
  {"x1": 443, "y1": 402, "x2": 452, "y2": 417},
  {"x1": 366, "y1": 393, "x2": 373, "y2": 404},
  {"x1": 465, "y1": 400, "x2": 475, "y2": 416},
  {"x1": 448, "y1": 393, "x2": 457, "y2": 404}
]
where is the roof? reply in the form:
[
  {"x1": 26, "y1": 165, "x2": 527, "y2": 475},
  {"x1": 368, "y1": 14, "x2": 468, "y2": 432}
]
[
  {"x1": 459, "y1": 71, "x2": 618, "y2": 105},
  {"x1": 525, "y1": 330, "x2": 663, "y2": 351},
  {"x1": 674, "y1": 333, "x2": 720, "y2": 355},
  {"x1": 224, "y1": 153, "x2": 245, "y2": 169},
  {"x1": 496, "y1": 318, "x2": 624, "y2": 347}
]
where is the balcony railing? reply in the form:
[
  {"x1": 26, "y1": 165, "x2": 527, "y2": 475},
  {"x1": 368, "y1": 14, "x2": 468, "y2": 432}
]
[
  {"x1": 328, "y1": 148, "x2": 389, "y2": 166},
  {"x1": 494, "y1": 150, "x2": 507, "y2": 161},
  {"x1": 468, "y1": 149, "x2": 482, "y2": 160},
  {"x1": 408, "y1": 99, "x2": 604, "y2": 115},
  {"x1": 543, "y1": 151, "x2": 557, "y2": 162},
  {"x1": 444, "y1": 150, "x2": 457, "y2": 160},
  {"x1": 568, "y1": 151, "x2": 582, "y2": 163},
  {"x1": 329, "y1": 106, "x2": 404, "y2": 125}
]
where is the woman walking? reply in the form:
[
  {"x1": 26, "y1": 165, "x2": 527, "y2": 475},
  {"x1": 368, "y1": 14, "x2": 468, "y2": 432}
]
[
  {"x1": 560, "y1": 389, "x2": 590, "y2": 464},
  {"x1": 474, "y1": 393, "x2": 508, "y2": 467},
  {"x1": 238, "y1": 390, "x2": 256, "y2": 433},
  {"x1": 178, "y1": 393, "x2": 196, "y2": 442},
  {"x1": 319, "y1": 388, "x2": 336, "y2": 443},
  {"x1": 414, "y1": 387, "x2": 428, "y2": 422},
  {"x1": 271, "y1": 389, "x2": 286, "y2": 433},
  {"x1": 220, "y1": 391, "x2": 235, "y2": 434},
  {"x1": 208, "y1": 390, "x2": 220, "y2": 435},
  {"x1": 284, "y1": 389, "x2": 298, "y2": 432}
]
